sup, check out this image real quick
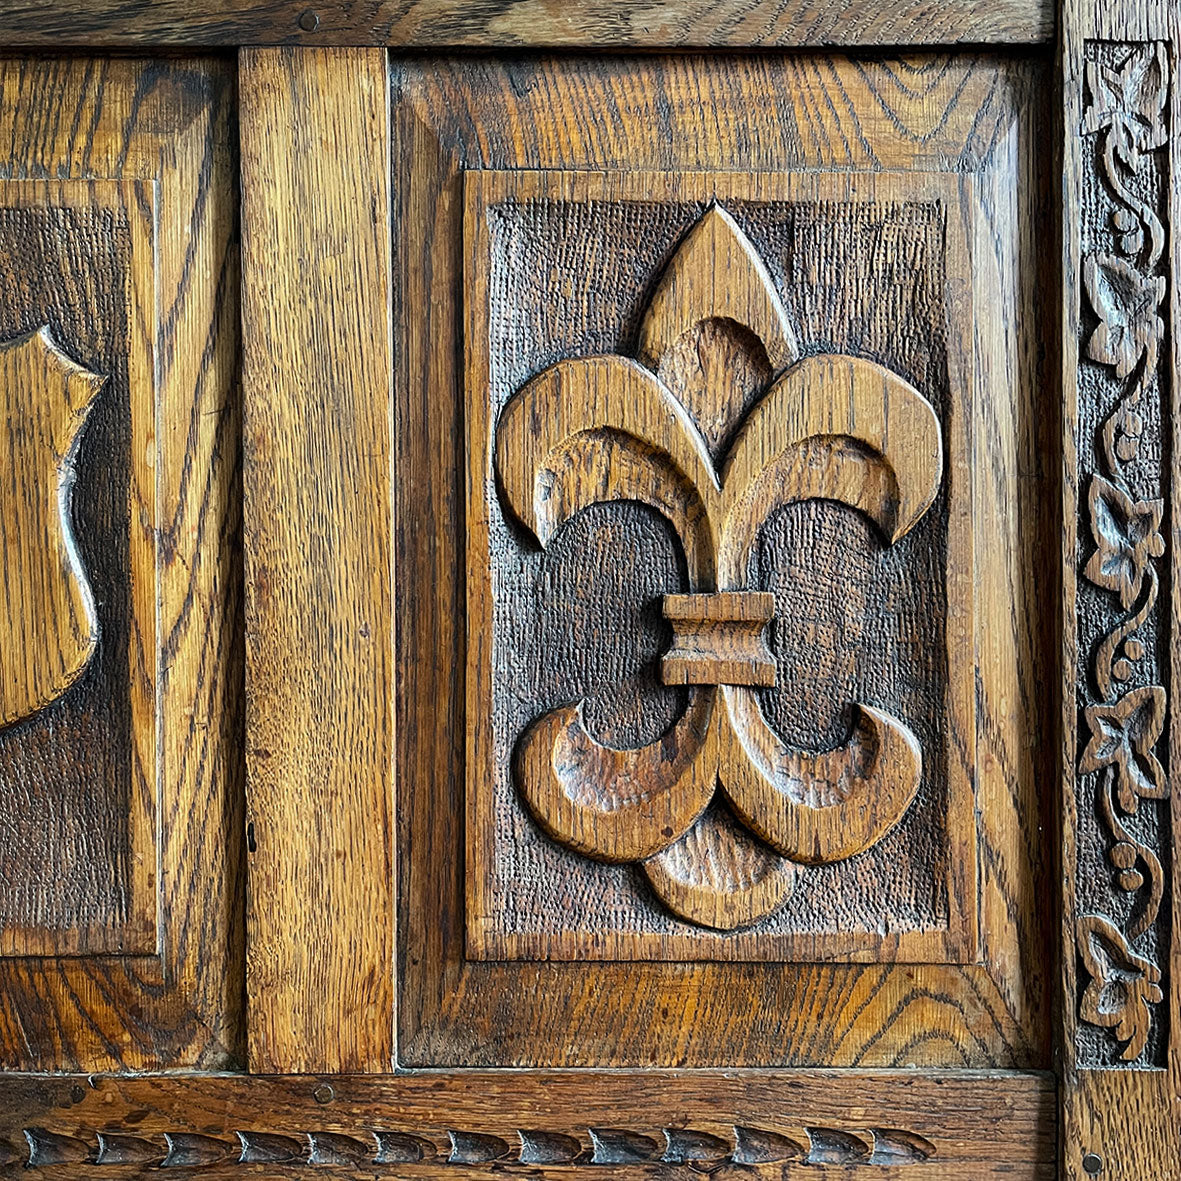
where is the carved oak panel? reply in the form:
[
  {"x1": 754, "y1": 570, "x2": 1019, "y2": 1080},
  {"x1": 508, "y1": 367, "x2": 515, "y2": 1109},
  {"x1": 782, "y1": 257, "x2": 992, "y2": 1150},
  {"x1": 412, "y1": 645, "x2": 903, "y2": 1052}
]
[
  {"x1": 465, "y1": 170, "x2": 976, "y2": 962},
  {"x1": 0, "y1": 181, "x2": 157, "y2": 958}
]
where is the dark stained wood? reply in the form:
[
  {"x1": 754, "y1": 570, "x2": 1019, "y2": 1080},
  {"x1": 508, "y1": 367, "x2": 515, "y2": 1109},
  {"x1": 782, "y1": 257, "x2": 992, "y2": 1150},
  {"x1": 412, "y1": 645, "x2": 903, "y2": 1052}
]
[
  {"x1": 0, "y1": 0, "x2": 1054, "y2": 49},
  {"x1": 240, "y1": 47, "x2": 394, "y2": 1074},
  {"x1": 1059, "y1": 0, "x2": 1181, "y2": 1176},
  {"x1": 0, "y1": 57, "x2": 243, "y2": 1073},
  {"x1": 397, "y1": 52, "x2": 1055, "y2": 1067},
  {"x1": 0, "y1": 1070, "x2": 1057, "y2": 1179}
]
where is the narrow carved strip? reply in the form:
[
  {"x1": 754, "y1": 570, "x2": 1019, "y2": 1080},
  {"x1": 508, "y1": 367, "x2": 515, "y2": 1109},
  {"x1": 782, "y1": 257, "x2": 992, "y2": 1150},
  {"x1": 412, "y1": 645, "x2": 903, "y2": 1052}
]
[
  {"x1": 1074, "y1": 39, "x2": 1172, "y2": 1067},
  {"x1": 18, "y1": 1123, "x2": 934, "y2": 1170}
]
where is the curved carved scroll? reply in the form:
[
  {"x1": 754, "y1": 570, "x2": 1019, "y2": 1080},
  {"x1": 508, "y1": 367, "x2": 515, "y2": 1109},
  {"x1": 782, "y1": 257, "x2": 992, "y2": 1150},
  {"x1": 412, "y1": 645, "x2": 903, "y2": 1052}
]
[
  {"x1": 0, "y1": 326, "x2": 104, "y2": 728},
  {"x1": 515, "y1": 691, "x2": 718, "y2": 863},
  {"x1": 642, "y1": 802, "x2": 797, "y2": 930},
  {"x1": 495, "y1": 202, "x2": 944, "y2": 929},
  {"x1": 720, "y1": 697, "x2": 922, "y2": 865}
]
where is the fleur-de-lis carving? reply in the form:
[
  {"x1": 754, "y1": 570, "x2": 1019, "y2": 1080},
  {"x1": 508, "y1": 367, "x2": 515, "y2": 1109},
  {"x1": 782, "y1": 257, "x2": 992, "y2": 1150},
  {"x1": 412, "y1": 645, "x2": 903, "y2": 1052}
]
[{"x1": 495, "y1": 206, "x2": 943, "y2": 929}]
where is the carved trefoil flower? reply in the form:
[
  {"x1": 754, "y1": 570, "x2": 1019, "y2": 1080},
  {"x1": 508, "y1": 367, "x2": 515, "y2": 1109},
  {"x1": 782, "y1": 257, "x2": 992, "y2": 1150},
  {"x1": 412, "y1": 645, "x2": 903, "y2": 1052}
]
[
  {"x1": 1084, "y1": 43, "x2": 1169, "y2": 171},
  {"x1": 494, "y1": 204, "x2": 944, "y2": 930}
]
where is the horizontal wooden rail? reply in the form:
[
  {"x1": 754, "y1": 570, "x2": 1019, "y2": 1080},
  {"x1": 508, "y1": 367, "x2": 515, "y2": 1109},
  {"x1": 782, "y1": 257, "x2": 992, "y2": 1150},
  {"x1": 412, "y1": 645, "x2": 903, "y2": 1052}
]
[
  {"x1": 0, "y1": 1071, "x2": 1055, "y2": 1177},
  {"x1": 0, "y1": 0, "x2": 1053, "y2": 48}
]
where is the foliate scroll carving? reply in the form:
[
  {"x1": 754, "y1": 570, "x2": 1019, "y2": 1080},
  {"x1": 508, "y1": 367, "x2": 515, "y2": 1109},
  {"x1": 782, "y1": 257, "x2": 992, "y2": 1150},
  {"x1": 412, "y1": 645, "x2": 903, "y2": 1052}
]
[
  {"x1": 1075, "y1": 41, "x2": 1171, "y2": 1066},
  {"x1": 0, "y1": 326, "x2": 104, "y2": 728},
  {"x1": 495, "y1": 204, "x2": 942, "y2": 930}
]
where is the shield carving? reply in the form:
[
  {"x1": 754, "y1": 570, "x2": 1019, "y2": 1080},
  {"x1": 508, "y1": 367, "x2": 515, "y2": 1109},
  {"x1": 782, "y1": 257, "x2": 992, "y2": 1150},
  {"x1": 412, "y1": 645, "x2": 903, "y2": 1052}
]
[{"x1": 0, "y1": 326, "x2": 105, "y2": 728}]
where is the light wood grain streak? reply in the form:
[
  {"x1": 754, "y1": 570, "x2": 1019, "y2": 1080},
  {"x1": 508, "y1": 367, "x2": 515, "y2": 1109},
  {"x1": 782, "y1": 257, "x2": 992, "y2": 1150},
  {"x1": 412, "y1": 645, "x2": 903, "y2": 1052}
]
[
  {"x1": 241, "y1": 47, "x2": 394, "y2": 1073},
  {"x1": 0, "y1": 0, "x2": 1054, "y2": 48}
]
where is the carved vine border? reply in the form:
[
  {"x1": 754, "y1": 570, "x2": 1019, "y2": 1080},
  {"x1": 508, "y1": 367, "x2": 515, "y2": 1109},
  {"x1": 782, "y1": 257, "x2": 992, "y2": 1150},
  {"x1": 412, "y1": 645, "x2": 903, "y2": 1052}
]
[
  {"x1": 11, "y1": 1124, "x2": 935, "y2": 1170},
  {"x1": 1076, "y1": 40, "x2": 1172, "y2": 1066}
]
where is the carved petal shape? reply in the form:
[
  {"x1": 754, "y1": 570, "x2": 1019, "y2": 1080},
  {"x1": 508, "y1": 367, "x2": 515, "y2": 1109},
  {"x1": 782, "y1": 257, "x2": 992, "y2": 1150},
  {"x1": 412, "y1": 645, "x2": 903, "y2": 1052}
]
[
  {"x1": 1077, "y1": 913, "x2": 1163, "y2": 1061},
  {"x1": 637, "y1": 204, "x2": 799, "y2": 378},
  {"x1": 0, "y1": 326, "x2": 105, "y2": 728},
  {"x1": 718, "y1": 353, "x2": 942, "y2": 586},
  {"x1": 495, "y1": 355, "x2": 719, "y2": 584},
  {"x1": 515, "y1": 690, "x2": 718, "y2": 863},
  {"x1": 719, "y1": 693, "x2": 921, "y2": 864},
  {"x1": 642, "y1": 802, "x2": 795, "y2": 929}
]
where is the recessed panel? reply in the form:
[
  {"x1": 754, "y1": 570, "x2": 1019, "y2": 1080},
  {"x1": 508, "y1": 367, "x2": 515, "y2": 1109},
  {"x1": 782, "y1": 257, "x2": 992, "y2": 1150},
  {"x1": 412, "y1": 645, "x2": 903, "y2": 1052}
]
[{"x1": 465, "y1": 169, "x2": 976, "y2": 963}]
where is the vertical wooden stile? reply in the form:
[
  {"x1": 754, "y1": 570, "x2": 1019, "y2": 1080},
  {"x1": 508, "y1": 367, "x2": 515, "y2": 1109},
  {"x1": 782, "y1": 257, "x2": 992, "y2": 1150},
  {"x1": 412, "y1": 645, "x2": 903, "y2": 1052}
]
[
  {"x1": 240, "y1": 47, "x2": 394, "y2": 1073},
  {"x1": 1061, "y1": 0, "x2": 1181, "y2": 1174}
]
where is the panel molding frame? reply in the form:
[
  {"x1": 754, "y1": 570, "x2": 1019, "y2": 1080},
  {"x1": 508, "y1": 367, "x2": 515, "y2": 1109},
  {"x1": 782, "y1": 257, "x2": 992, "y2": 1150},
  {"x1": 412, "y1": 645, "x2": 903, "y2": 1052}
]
[
  {"x1": 0, "y1": 178, "x2": 158, "y2": 960},
  {"x1": 396, "y1": 51, "x2": 1055, "y2": 1070},
  {"x1": 0, "y1": 55, "x2": 243, "y2": 1073}
]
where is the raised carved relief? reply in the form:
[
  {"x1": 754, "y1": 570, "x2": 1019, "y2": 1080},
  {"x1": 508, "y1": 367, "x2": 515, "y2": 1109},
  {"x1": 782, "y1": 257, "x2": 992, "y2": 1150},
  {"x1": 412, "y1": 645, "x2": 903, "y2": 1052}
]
[
  {"x1": 15, "y1": 1122, "x2": 935, "y2": 1169},
  {"x1": 467, "y1": 171, "x2": 976, "y2": 961},
  {"x1": 496, "y1": 205, "x2": 940, "y2": 928},
  {"x1": 0, "y1": 327, "x2": 104, "y2": 729},
  {"x1": 1075, "y1": 41, "x2": 1171, "y2": 1066}
]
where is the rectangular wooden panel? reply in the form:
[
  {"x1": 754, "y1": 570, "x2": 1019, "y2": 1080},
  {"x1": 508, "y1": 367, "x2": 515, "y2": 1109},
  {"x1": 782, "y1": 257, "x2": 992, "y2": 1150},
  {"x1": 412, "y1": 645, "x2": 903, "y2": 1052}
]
[
  {"x1": 0, "y1": 180, "x2": 155, "y2": 958},
  {"x1": 465, "y1": 167, "x2": 977, "y2": 965},
  {"x1": 0, "y1": 1, "x2": 1054, "y2": 49},
  {"x1": 1060, "y1": 0, "x2": 1181, "y2": 1176},
  {"x1": 241, "y1": 47, "x2": 394, "y2": 1074},
  {"x1": 0, "y1": 1069, "x2": 1057, "y2": 1179},
  {"x1": 0, "y1": 57, "x2": 242, "y2": 1072},
  {"x1": 397, "y1": 53, "x2": 1055, "y2": 1068}
]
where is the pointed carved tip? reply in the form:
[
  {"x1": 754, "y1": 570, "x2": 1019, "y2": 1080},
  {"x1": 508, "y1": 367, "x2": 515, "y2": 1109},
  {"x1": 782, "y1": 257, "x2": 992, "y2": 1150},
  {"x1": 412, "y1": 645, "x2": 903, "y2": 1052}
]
[{"x1": 638, "y1": 203, "x2": 798, "y2": 377}]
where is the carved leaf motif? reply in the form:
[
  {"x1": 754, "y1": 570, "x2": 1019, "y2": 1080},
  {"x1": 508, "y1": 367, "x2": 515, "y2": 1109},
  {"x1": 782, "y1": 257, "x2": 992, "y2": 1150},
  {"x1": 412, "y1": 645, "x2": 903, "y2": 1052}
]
[
  {"x1": 1084, "y1": 44, "x2": 1169, "y2": 170},
  {"x1": 1084, "y1": 254, "x2": 1166, "y2": 381},
  {"x1": 1083, "y1": 474, "x2": 1164, "y2": 610},
  {"x1": 0, "y1": 326, "x2": 105, "y2": 729},
  {"x1": 1080, "y1": 685, "x2": 1167, "y2": 813},
  {"x1": 1077, "y1": 913, "x2": 1163, "y2": 1061}
]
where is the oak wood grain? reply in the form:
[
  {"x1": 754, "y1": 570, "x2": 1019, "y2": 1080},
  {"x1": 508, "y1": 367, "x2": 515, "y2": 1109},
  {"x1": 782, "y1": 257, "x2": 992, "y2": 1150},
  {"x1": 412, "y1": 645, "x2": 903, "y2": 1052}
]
[
  {"x1": 0, "y1": 56, "x2": 243, "y2": 1072},
  {"x1": 1059, "y1": 0, "x2": 1181, "y2": 1176},
  {"x1": 0, "y1": 1069, "x2": 1057, "y2": 1180},
  {"x1": 398, "y1": 52, "x2": 1054, "y2": 1066},
  {"x1": 0, "y1": 178, "x2": 157, "y2": 959},
  {"x1": 0, "y1": 0, "x2": 1054, "y2": 49},
  {"x1": 240, "y1": 46, "x2": 394, "y2": 1074}
]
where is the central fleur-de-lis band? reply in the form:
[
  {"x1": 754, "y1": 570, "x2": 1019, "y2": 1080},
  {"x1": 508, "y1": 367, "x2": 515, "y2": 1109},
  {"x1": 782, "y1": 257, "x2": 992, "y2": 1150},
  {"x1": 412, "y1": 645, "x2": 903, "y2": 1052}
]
[{"x1": 494, "y1": 204, "x2": 944, "y2": 930}]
